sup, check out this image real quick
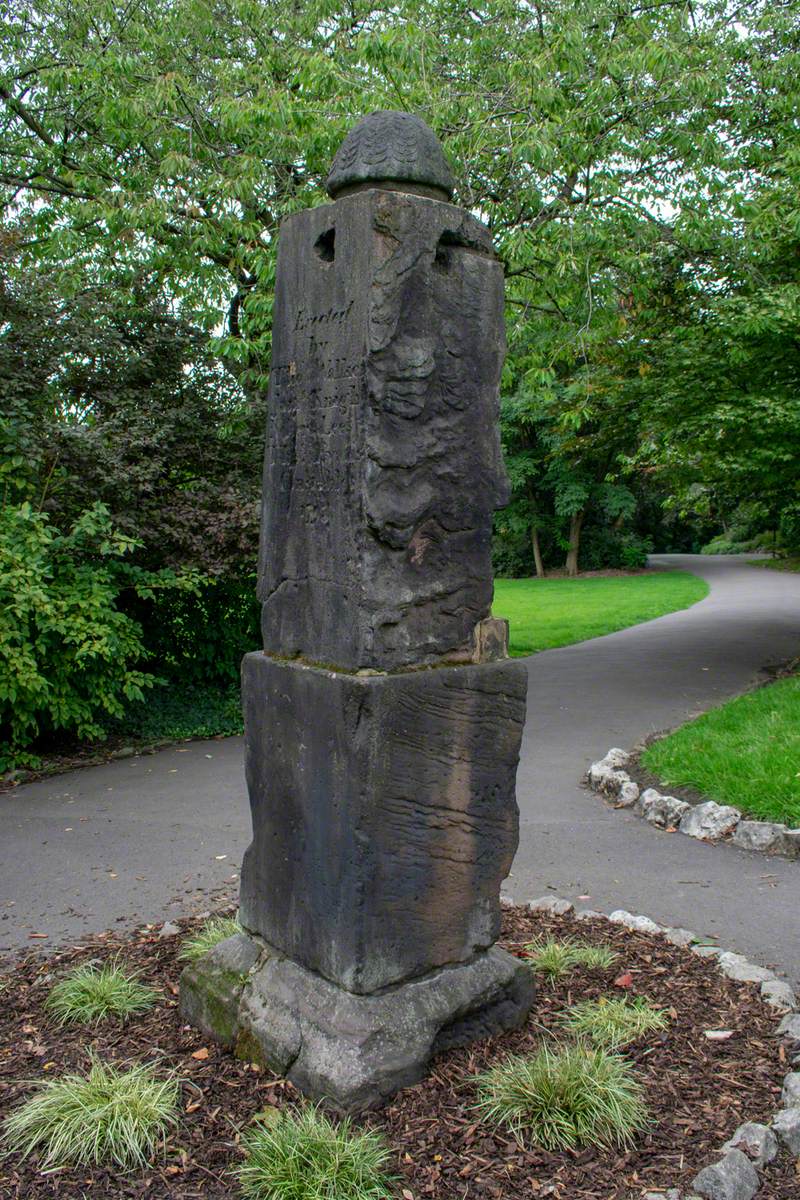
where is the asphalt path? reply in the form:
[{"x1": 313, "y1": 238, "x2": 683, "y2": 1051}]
[{"x1": 2, "y1": 555, "x2": 799, "y2": 982}]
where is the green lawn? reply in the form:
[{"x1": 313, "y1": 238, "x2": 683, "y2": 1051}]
[
  {"x1": 493, "y1": 571, "x2": 709, "y2": 657},
  {"x1": 749, "y1": 557, "x2": 800, "y2": 574},
  {"x1": 641, "y1": 676, "x2": 800, "y2": 825}
]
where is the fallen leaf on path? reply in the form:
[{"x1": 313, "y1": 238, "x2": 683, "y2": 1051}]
[
  {"x1": 191, "y1": 1047, "x2": 210, "y2": 1060},
  {"x1": 704, "y1": 1030, "x2": 734, "y2": 1041},
  {"x1": 614, "y1": 972, "x2": 634, "y2": 989}
]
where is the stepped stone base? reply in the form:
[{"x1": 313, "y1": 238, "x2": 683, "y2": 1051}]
[{"x1": 179, "y1": 933, "x2": 534, "y2": 1111}]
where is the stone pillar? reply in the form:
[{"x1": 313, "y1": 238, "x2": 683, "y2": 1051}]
[{"x1": 180, "y1": 111, "x2": 534, "y2": 1111}]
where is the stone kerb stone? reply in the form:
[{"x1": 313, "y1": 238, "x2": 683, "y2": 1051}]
[
  {"x1": 586, "y1": 747, "x2": 799, "y2": 862},
  {"x1": 180, "y1": 110, "x2": 534, "y2": 1111}
]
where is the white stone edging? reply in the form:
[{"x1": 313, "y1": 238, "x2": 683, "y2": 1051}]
[
  {"x1": 514, "y1": 893, "x2": 800, "y2": 1200},
  {"x1": 586, "y1": 748, "x2": 800, "y2": 862}
]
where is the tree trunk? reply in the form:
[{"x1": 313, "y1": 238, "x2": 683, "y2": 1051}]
[
  {"x1": 531, "y1": 525, "x2": 545, "y2": 578},
  {"x1": 565, "y1": 508, "x2": 586, "y2": 577}
]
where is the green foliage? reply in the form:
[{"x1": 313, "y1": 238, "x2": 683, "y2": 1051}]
[
  {"x1": 238, "y1": 1105, "x2": 395, "y2": 1200},
  {"x1": 124, "y1": 579, "x2": 259, "y2": 689},
  {"x1": 116, "y1": 683, "x2": 243, "y2": 743},
  {"x1": 1, "y1": 1058, "x2": 179, "y2": 1169},
  {"x1": 178, "y1": 916, "x2": 241, "y2": 963},
  {"x1": 525, "y1": 939, "x2": 619, "y2": 982},
  {"x1": 493, "y1": 571, "x2": 708, "y2": 657},
  {"x1": 641, "y1": 676, "x2": 800, "y2": 825},
  {"x1": 560, "y1": 997, "x2": 669, "y2": 1051},
  {"x1": 0, "y1": 501, "x2": 192, "y2": 770},
  {"x1": 45, "y1": 961, "x2": 157, "y2": 1025},
  {"x1": 2, "y1": 0, "x2": 794, "y2": 581},
  {"x1": 475, "y1": 1042, "x2": 648, "y2": 1152}
]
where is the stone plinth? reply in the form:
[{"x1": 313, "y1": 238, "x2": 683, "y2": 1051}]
[
  {"x1": 181, "y1": 934, "x2": 534, "y2": 1112},
  {"x1": 238, "y1": 652, "x2": 528, "y2": 993}
]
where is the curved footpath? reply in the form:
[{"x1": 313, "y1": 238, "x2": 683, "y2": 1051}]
[{"x1": 2, "y1": 555, "x2": 800, "y2": 983}]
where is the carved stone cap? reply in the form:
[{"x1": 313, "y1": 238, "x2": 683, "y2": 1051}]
[{"x1": 326, "y1": 111, "x2": 456, "y2": 201}]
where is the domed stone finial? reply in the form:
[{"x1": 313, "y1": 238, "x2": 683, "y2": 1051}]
[{"x1": 326, "y1": 110, "x2": 456, "y2": 201}]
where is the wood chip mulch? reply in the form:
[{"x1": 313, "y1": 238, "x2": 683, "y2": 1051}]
[{"x1": 1, "y1": 905, "x2": 797, "y2": 1199}]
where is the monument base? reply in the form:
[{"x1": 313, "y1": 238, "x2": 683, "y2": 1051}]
[{"x1": 179, "y1": 933, "x2": 535, "y2": 1111}]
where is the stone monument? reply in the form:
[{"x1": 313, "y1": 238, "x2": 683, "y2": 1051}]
[{"x1": 180, "y1": 110, "x2": 535, "y2": 1111}]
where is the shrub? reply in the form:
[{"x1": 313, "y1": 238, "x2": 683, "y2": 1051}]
[
  {"x1": 178, "y1": 915, "x2": 241, "y2": 963},
  {"x1": 1, "y1": 1058, "x2": 179, "y2": 1169},
  {"x1": 0, "y1": 501, "x2": 195, "y2": 770},
  {"x1": 124, "y1": 576, "x2": 260, "y2": 689},
  {"x1": 238, "y1": 1105, "x2": 395, "y2": 1200},
  {"x1": 114, "y1": 682, "x2": 243, "y2": 742},
  {"x1": 579, "y1": 527, "x2": 653, "y2": 571},
  {"x1": 560, "y1": 997, "x2": 669, "y2": 1050},
  {"x1": 45, "y1": 961, "x2": 157, "y2": 1025},
  {"x1": 525, "y1": 939, "x2": 619, "y2": 982},
  {"x1": 475, "y1": 1042, "x2": 648, "y2": 1151}
]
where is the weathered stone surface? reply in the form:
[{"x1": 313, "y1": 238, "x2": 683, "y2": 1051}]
[
  {"x1": 732, "y1": 820, "x2": 790, "y2": 855},
  {"x1": 185, "y1": 935, "x2": 534, "y2": 1112},
  {"x1": 679, "y1": 802, "x2": 741, "y2": 841},
  {"x1": 588, "y1": 763, "x2": 631, "y2": 795},
  {"x1": 760, "y1": 978, "x2": 796, "y2": 1012},
  {"x1": 777, "y1": 1012, "x2": 800, "y2": 1041},
  {"x1": 722, "y1": 1121, "x2": 778, "y2": 1167},
  {"x1": 617, "y1": 779, "x2": 640, "y2": 806},
  {"x1": 783, "y1": 828, "x2": 800, "y2": 859},
  {"x1": 326, "y1": 111, "x2": 456, "y2": 201},
  {"x1": 258, "y1": 187, "x2": 508, "y2": 671},
  {"x1": 239, "y1": 652, "x2": 528, "y2": 994},
  {"x1": 603, "y1": 747, "x2": 631, "y2": 768},
  {"x1": 692, "y1": 943, "x2": 724, "y2": 959},
  {"x1": 527, "y1": 896, "x2": 574, "y2": 916},
  {"x1": 643, "y1": 1191, "x2": 682, "y2": 1200},
  {"x1": 608, "y1": 910, "x2": 661, "y2": 934},
  {"x1": 639, "y1": 790, "x2": 691, "y2": 829},
  {"x1": 781, "y1": 1071, "x2": 800, "y2": 1105},
  {"x1": 772, "y1": 1106, "x2": 800, "y2": 1154},
  {"x1": 575, "y1": 909, "x2": 605, "y2": 921},
  {"x1": 691, "y1": 1150, "x2": 759, "y2": 1200},
  {"x1": 663, "y1": 927, "x2": 696, "y2": 947},
  {"x1": 716, "y1": 952, "x2": 774, "y2": 985},
  {"x1": 179, "y1": 934, "x2": 260, "y2": 1048}
]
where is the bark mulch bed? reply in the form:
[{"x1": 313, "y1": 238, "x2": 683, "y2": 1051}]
[{"x1": 0, "y1": 905, "x2": 796, "y2": 1199}]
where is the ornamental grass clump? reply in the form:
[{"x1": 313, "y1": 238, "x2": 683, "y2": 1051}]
[
  {"x1": 560, "y1": 996, "x2": 669, "y2": 1050},
  {"x1": 475, "y1": 1041, "x2": 648, "y2": 1151},
  {"x1": 238, "y1": 1105, "x2": 395, "y2": 1200},
  {"x1": 1, "y1": 1058, "x2": 179, "y2": 1169},
  {"x1": 178, "y1": 915, "x2": 240, "y2": 963},
  {"x1": 525, "y1": 938, "x2": 619, "y2": 982},
  {"x1": 45, "y1": 960, "x2": 157, "y2": 1025}
]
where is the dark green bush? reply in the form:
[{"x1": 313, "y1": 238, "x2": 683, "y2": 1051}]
[
  {"x1": 0, "y1": 502, "x2": 191, "y2": 770},
  {"x1": 123, "y1": 576, "x2": 260, "y2": 688},
  {"x1": 578, "y1": 529, "x2": 652, "y2": 571}
]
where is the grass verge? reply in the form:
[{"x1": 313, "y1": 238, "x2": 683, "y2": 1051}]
[
  {"x1": 493, "y1": 571, "x2": 708, "y2": 656},
  {"x1": 475, "y1": 1041, "x2": 648, "y2": 1151},
  {"x1": 641, "y1": 675, "x2": 800, "y2": 825},
  {"x1": 560, "y1": 997, "x2": 669, "y2": 1050},
  {"x1": 748, "y1": 557, "x2": 800, "y2": 574},
  {"x1": 45, "y1": 961, "x2": 156, "y2": 1025},
  {"x1": 178, "y1": 916, "x2": 241, "y2": 963},
  {"x1": 238, "y1": 1105, "x2": 395, "y2": 1200},
  {"x1": 1, "y1": 1058, "x2": 179, "y2": 1169}
]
